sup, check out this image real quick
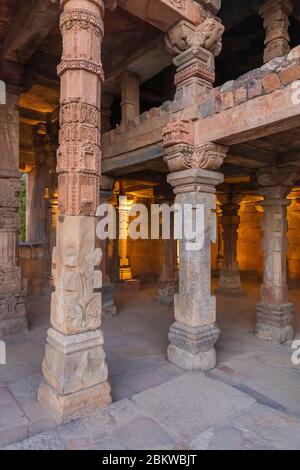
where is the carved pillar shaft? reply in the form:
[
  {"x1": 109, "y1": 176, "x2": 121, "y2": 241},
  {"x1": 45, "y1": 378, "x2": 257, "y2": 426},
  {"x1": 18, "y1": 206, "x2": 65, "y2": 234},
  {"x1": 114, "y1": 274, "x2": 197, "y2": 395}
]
[
  {"x1": 260, "y1": 0, "x2": 293, "y2": 63},
  {"x1": 38, "y1": 0, "x2": 111, "y2": 423},
  {"x1": 45, "y1": 175, "x2": 58, "y2": 292},
  {"x1": 216, "y1": 193, "x2": 245, "y2": 296},
  {"x1": 26, "y1": 167, "x2": 48, "y2": 244},
  {"x1": 100, "y1": 176, "x2": 117, "y2": 316},
  {"x1": 154, "y1": 185, "x2": 178, "y2": 306},
  {"x1": 0, "y1": 89, "x2": 27, "y2": 337},
  {"x1": 101, "y1": 92, "x2": 114, "y2": 133},
  {"x1": 256, "y1": 167, "x2": 299, "y2": 343},
  {"x1": 119, "y1": 194, "x2": 132, "y2": 281},
  {"x1": 121, "y1": 71, "x2": 140, "y2": 124},
  {"x1": 163, "y1": 120, "x2": 228, "y2": 371}
]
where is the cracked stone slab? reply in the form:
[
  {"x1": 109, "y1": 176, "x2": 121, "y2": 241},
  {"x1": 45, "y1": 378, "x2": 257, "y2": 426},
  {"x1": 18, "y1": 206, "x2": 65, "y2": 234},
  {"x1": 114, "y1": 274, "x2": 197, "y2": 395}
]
[
  {"x1": 0, "y1": 387, "x2": 29, "y2": 448},
  {"x1": 188, "y1": 403, "x2": 300, "y2": 450},
  {"x1": 132, "y1": 371, "x2": 256, "y2": 444}
]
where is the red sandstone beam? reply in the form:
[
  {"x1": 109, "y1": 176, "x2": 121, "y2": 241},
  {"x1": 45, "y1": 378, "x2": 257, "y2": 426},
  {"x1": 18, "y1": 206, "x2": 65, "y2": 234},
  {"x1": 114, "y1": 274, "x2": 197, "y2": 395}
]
[
  {"x1": 118, "y1": 0, "x2": 204, "y2": 32},
  {"x1": 192, "y1": 84, "x2": 300, "y2": 146},
  {"x1": 3, "y1": 0, "x2": 59, "y2": 65}
]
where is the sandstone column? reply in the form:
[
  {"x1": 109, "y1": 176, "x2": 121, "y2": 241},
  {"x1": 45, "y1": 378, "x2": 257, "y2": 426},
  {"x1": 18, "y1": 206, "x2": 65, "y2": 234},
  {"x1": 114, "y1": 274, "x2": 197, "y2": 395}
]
[
  {"x1": 163, "y1": 8, "x2": 225, "y2": 370},
  {"x1": 256, "y1": 167, "x2": 299, "y2": 343},
  {"x1": 260, "y1": 0, "x2": 293, "y2": 63},
  {"x1": 154, "y1": 185, "x2": 178, "y2": 306},
  {"x1": 0, "y1": 88, "x2": 27, "y2": 337},
  {"x1": 38, "y1": 0, "x2": 111, "y2": 423},
  {"x1": 45, "y1": 176, "x2": 58, "y2": 293},
  {"x1": 119, "y1": 192, "x2": 132, "y2": 281},
  {"x1": 101, "y1": 92, "x2": 114, "y2": 133},
  {"x1": 163, "y1": 122, "x2": 228, "y2": 370},
  {"x1": 26, "y1": 124, "x2": 52, "y2": 245},
  {"x1": 121, "y1": 70, "x2": 140, "y2": 124},
  {"x1": 216, "y1": 192, "x2": 245, "y2": 296},
  {"x1": 100, "y1": 176, "x2": 117, "y2": 316}
]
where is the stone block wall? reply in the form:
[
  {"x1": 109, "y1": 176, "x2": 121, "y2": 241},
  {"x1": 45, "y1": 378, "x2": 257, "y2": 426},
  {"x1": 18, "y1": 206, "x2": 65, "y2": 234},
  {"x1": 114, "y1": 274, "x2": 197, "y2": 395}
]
[{"x1": 197, "y1": 45, "x2": 300, "y2": 119}]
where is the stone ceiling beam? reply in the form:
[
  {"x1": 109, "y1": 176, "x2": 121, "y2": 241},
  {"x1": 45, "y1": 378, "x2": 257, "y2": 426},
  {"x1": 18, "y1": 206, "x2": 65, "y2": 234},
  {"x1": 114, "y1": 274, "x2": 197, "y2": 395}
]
[
  {"x1": 2, "y1": 0, "x2": 59, "y2": 66},
  {"x1": 118, "y1": 0, "x2": 205, "y2": 32},
  {"x1": 104, "y1": 35, "x2": 172, "y2": 93}
]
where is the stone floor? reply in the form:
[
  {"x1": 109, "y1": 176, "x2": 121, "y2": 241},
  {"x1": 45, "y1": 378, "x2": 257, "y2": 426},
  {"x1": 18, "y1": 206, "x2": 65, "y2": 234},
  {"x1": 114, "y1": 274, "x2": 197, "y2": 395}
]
[{"x1": 1, "y1": 280, "x2": 300, "y2": 450}]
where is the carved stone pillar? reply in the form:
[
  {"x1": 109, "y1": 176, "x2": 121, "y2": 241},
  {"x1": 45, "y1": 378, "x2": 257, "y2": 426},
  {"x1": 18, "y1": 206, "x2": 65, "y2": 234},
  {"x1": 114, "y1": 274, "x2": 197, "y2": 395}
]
[
  {"x1": 26, "y1": 123, "x2": 55, "y2": 245},
  {"x1": 260, "y1": 0, "x2": 293, "y2": 63},
  {"x1": 101, "y1": 92, "x2": 114, "y2": 133},
  {"x1": 215, "y1": 201, "x2": 224, "y2": 273},
  {"x1": 165, "y1": 14, "x2": 224, "y2": 111},
  {"x1": 163, "y1": 120, "x2": 228, "y2": 371},
  {"x1": 121, "y1": 70, "x2": 140, "y2": 124},
  {"x1": 38, "y1": 0, "x2": 111, "y2": 423},
  {"x1": 0, "y1": 88, "x2": 27, "y2": 337},
  {"x1": 100, "y1": 176, "x2": 117, "y2": 316},
  {"x1": 216, "y1": 192, "x2": 245, "y2": 296},
  {"x1": 45, "y1": 175, "x2": 58, "y2": 293},
  {"x1": 256, "y1": 167, "x2": 299, "y2": 343},
  {"x1": 154, "y1": 185, "x2": 178, "y2": 306},
  {"x1": 119, "y1": 191, "x2": 133, "y2": 281}
]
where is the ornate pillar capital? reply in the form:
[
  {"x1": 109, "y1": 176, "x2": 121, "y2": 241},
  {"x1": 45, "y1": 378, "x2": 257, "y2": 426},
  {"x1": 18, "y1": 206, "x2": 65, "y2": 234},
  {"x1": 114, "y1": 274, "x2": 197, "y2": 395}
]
[
  {"x1": 163, "y1": 120, "x2": 228, "y2": 173},
  {"x1": 257, "y1": 166, "x2": 300, "y2": 203},
  {"x1": 165, "y1": 14, "x2": 224, "y2": 108}
]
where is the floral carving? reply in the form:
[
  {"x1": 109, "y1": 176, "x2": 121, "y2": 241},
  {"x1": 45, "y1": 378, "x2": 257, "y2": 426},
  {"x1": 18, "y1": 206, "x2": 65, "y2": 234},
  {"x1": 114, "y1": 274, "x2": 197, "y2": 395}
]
[
  {"x1": 166, "y1": 17, "x2": 224, "y2": 57},
  {"x1": 166, "y1": 0, "x2": 187, "y2": 10},
  {"x1": 163, "y1": 132, "x2": 228, "y2": 173},
  {"x1": 163, "y1": 120, "x2": 194, "y2": 147},
  {"x1": 190, "y1": 143, "x2": 229, "y2": 170}
]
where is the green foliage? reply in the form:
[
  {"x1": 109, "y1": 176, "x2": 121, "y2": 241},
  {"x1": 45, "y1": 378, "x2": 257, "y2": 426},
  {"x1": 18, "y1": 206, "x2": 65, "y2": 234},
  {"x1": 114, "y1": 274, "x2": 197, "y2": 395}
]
[{"x1": 19, "y1": 175, "x2": 26, "y2": 242}]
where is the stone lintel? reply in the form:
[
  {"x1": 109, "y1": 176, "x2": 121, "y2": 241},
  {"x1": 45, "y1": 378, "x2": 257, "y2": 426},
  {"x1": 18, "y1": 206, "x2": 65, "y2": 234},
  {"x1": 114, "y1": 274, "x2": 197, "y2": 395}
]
[{"x1": 168, "y1": 167, "x2": 224, "y2": 193}]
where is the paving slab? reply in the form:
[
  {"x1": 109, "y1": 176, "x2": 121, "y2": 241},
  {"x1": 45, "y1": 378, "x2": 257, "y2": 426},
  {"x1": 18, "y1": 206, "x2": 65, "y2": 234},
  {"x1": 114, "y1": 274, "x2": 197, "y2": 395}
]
[
  {"x1": 132, "y1": 371, "x2": 256, "y2": 444},
  {"x1": 189, "y1": 403, "x2": 300, "y2": 450},
  {"x1": 0, "y1": 387, "x2": 29, "y2": 448}
]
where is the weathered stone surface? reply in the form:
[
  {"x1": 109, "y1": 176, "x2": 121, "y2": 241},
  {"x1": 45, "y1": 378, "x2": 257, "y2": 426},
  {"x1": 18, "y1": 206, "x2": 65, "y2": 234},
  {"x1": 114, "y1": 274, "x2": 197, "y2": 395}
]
[
  {"x1": 38, "y1": 380, "x2": 111, "y2": 424},
  {"x1": 164, "y1": 164, "x2": 225, "y2": 370},
  {"x1": 42, "y1": 329, "x2": 108, "y2": 395},
  {"x1": 188, "y1": 403, "x2": 300, "y2": 450},
  {"x1": 216, "y1": 192, "x2": 245, "y2": 297},
  {"x1": 0, "y1": 91, "x2": 27, "y2": 337},
  {"x1": 260, "y1": 0, "x2": 293, "y2": 63},
  {"x1": 132, "y1": 372, "x2": 256, "y2": 443},
  {"x1": 279, "y1": 62, "x2": 300, "y2": 85},
  {"x1": 39, "y1": 0, "x2": 111, "y2": 422},
  {"x1": 256, "y1": 167, "x2": 299, "y2": 343},
  {"x1": 261, "y1": 73, "x2": 282, "y2": 93}
]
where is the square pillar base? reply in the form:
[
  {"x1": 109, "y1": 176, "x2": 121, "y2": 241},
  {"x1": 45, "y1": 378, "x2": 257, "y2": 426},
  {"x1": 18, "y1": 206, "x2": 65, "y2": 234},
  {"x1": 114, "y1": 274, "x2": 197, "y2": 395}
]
[
  {"x1": 38, "y1": 380, "x2": 111, "y2": 424},
  {"x1": 0, "y1": 292, "x2": 27, "y2": 337},
  {"x1": 168, "y1": 322, "x2": 219, "y2": 371},
  {"x1": 216, "y1": 270, "x2": 245, "y2": 297},
  {"x1": 158, "y1": 284, "x2": 178, "y2": 307},
  {"x1": 215, "y1": 287, "x2": 246, "y2": 297},
  {"x1": 39, "y1": 328, "x2": 111, "y2": 422},
  {"x1": 102, "y1": 284, "x2": 117, "y2": 317},
  {"x1": 256, "y1": 302, "x2": 294, "y2": 343}
]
